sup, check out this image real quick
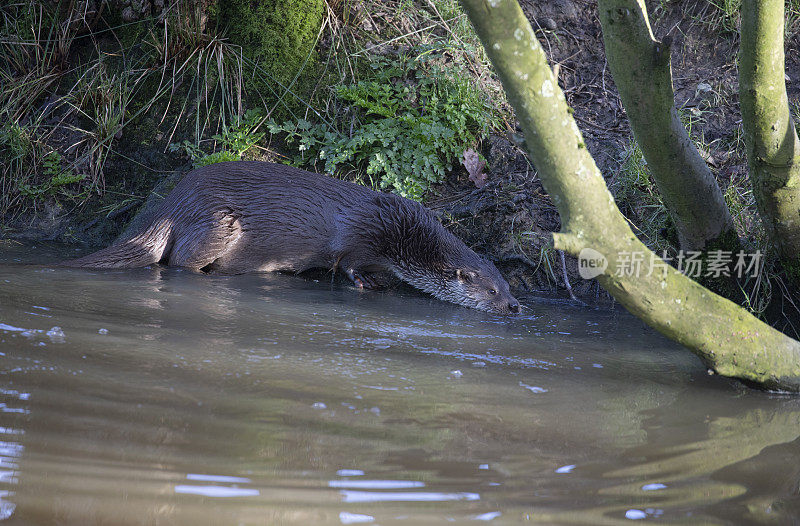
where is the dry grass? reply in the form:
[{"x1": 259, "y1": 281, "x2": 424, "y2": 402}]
[
  {"x1": 684, "y1": 0, "x2": 800, "y2": 36},
  {"x1": 143, "y1": 2, "x2": 245, "y2": 147},
  {"x1": 0, "y1": 0, "x2": 252, "y2": 221},
  {"x1": 0, "y1": 2, "x2": 78, "y2": 214}
]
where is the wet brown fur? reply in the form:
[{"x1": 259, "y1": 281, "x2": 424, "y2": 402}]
[{"x1": 63, "y1": 162, "x2": 519, "y2": 313}]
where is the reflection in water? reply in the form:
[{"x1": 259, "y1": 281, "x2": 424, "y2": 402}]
[
  {"x1": 339, "y1": 511, "x2": 374, "y2": 524},
  {"x1": 339, "y1": 490, "x2": 480, "y2": 503},
  {"x1": 186, "y1": 474, "x2": 252, "y2": 483},
  {"x1": 328, "y1": 480, "x2": 426, "y2": 489},
  {"x1": 174, "y1": 485, "x2": 260, "y2": 498},
  {"x1": 176, "y1": 473, "x2": 260, "y2": 498},
  {"x1": 0, "y1": 387, "x2": 26, "y2": 521},
  {"x1": 336, "y1": 469, "x2": 365, "y2": 477},
  {"x1": 1, "y1": 244, "x2": 800, "y2": 524}
]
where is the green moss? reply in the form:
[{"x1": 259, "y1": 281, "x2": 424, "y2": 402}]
[
  {"x1": 784, "y1": 260, "x2": 800, "y2": 284},
  {"x1": 703, "y1": 226, "x2": 741, "y2": 254},
  {"x1": 693, "y1": 227, "x2": 745, "y2": 302},
  {"x1": 169, "y1": 109, "x2": 265, "y2": 167},
  {"x1": 209, "y1": 0, "x2": 325, "y2": 93}
]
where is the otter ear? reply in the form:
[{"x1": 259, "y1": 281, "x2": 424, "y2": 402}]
[{"x1": 456, "y1": 269, "x2": 477, "y2": 283}]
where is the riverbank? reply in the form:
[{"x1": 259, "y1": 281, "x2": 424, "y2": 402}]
[{"x1": 2, "y1": 0, "x2": 799, "y2": 322}]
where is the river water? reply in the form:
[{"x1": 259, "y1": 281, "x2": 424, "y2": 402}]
[{"x1": 1, "y1": 242, "x2": 799, "y2": 525}]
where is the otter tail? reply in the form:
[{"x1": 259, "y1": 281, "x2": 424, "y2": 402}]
[{"x1": 61, "y1": 218, "x2": 174, "y2": 269}]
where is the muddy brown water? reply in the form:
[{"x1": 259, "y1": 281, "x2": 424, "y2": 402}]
[{"x1": 1, "y1": 243, "x2": 799, "y2": 525}]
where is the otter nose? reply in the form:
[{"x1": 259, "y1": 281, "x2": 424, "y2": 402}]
[{"x1": 508, "y1": 300, "x2": 520, "y2": 313}]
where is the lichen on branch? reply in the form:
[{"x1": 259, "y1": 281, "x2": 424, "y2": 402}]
[
  {"x1": 598, "y1": 0, "x2": 736, "y2": 252},
  {"x1": 739, "y1": 0, "x2": 800, "y2": 267}
]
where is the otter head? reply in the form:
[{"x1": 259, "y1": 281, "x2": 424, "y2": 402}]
[{"x1": 447, "y1": 261, "x2": 520, "y2": 314}]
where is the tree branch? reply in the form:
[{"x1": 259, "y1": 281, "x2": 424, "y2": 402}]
[
  {"x1": 740, "y1": 0, "x2": 800, "y2": 269},
  {"x1": 598, "y1": 0, "x2": 736, "y2": 252}
]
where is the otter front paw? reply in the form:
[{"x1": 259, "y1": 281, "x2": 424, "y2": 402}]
[{"x1": 346, "y1": 269, "x2": 380, "y2": 290}]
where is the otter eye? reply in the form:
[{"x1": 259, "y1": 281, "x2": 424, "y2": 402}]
[{"x1": 489, "y1": 289, "x2": 498, "y2": 295}]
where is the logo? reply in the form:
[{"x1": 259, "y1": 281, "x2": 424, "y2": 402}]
[{"x1": 578, "y1": 248, "x2": 607, "y2": 279}]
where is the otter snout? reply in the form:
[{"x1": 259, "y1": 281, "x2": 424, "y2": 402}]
[
  {"x1": 479, "y1": 289, "x2": 521, "y2": 314},
  {"x1": 493, "y1": 295, "x2": 521, "y2": 314},
  {"x1": 483, "y1": 296, "x2": 521, "y2": 314}
]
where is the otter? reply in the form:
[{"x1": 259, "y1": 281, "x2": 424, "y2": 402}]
[{"x1": 63, "y1": 161, "x2": 520, "y2": 314}]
